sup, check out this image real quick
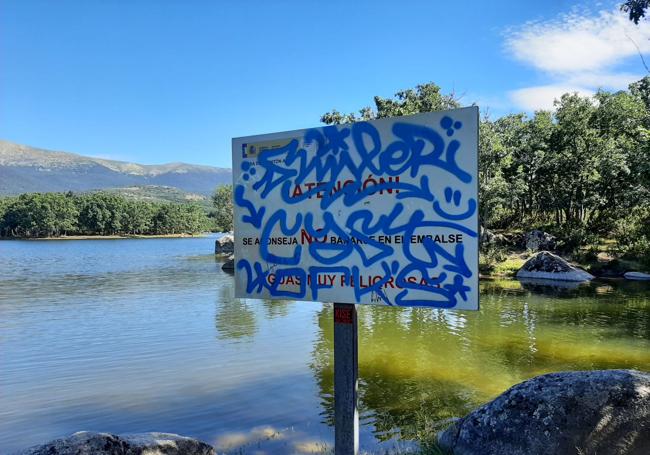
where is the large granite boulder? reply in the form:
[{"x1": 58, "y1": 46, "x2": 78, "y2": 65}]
[
  {"x1": 438, "y1": 369, "x2": 650, "y2": 455},
  {"x1": 16, "y1": 431, "x2": 215, "y2": 455},
  {"x1": 16, "y1": 431, "x2": 215, "y2": 454},
  {"x1": 516, "y1": 251, "x2": 594, "y2": 282},
  {"x1": 215, "y1": 233, "x2": 234, "y2": 256},
  {"x1": 523, "y1": 230, "x2": 557, "y2": 251}
]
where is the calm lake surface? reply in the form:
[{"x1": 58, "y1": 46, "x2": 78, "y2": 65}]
[{"x1": 1, "y1": 236, "x2": 649, "y2": 453}]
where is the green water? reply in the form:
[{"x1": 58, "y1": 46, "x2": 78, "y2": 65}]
[{"x1": 1, "y1": 237, "x2": 649, "y2": 453}]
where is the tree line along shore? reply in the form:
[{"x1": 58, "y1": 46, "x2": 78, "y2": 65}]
[{"x1": 0, "y1": 192, "x2": 211, "y2": 238}]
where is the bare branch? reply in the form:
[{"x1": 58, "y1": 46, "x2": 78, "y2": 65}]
[{"x1": 625, "y1": 32, "x2": 650, "y2": 73}]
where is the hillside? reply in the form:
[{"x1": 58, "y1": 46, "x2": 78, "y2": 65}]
[
  {"x1": 0, "y1": 140, "x2": 232, "y2": 196},
  {"x1": 98, "y1": 185, "x2": 213, "y2": 211}
]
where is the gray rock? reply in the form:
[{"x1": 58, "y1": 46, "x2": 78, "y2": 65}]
[
  {"x1": 222, "y1": 254, "x2": 235, "y2": 272},
  {"x1": 480, "y1": 226, "x2": 509, "y2": 247},
  {"x1": 215, "y1": 233, "x2": 234, "y2": 256},
  {"x1": 516, "y1": 251, "x2": 594, "y2": 282},
  {"x1": 438, "y1": 369, "x2": 650, "y2": 455},
  {"x1": 16, "y1": 431, "x2": 215, "y2": 455},
  {"x1": 480, "y1": 226, "x2": 496, "y2": 246},
  {"x1": 524, "y1": 230, "x2": 557, "y2": 251},
  {"x1": 624, "y1": 271, "x2": 650, "y2": 281}
]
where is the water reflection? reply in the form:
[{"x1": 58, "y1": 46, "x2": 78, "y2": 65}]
[
  {"x1": 261, "y1": 299, "x2": 293, "y2": 319},
  {"x1": 215, "y1": 299, "x2": 258, "y2": 341},
  {"x1": 309, "y1": 279, "x2": 650, "y2": 443},
  {"x1": 1, "y1": 238, "x2": 649, "y2": 454}
]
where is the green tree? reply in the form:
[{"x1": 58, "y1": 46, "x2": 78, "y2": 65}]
[
  {"x1": 321, "y1": 82, "x2": 460, "y2": 125},
  {"x1": 212, "y1": 184, "x2": 233, "y2": 232},
  {"x1": 122, "y1": 200, "x2": 155, "y2": 234},
  {"x1": 0, "y1": 197, "x2": 15, "y2": 236},
  {"x1": 478, "y1": 116, "x2": 512, "y2": 227},
  {"x1": 180, "y1": 204, "x2": 210, "y2": 233},
  {"x1": 153, "y1": 203, "x2": 182, "y2": 234},
  {"x1": 621, "y1": 0, "x2": 650, "y2": 23},
  {"x1": 77, "y1": 193, "x2": 127, "y2": 235},
  {"x1": 0, "y1": 193, "x2": 78, "y2": 237},
  {"x1": 629, "y1": 76, "x2": 650, "y2": 111}
]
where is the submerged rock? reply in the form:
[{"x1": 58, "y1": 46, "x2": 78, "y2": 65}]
[
  {"x1": 17, "y1": 431, "x2": 215, "y2": 455},
  {"x1": 215, "y1": 233, "x2": 234, "y2": 256},
  {"x1": 438, "y1": 369, "x2": 650, "y2": 455},
  {"x1": 516, "y1": 251, "x2": 594, "y2": 282},
  {"x1": 624, "y1": 271, "x2": 650, "y2": 281}
]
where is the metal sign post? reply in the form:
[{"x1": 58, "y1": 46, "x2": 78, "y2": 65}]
[{"x1": 334, "y1": 303, "x2": 358, "y2": 455}]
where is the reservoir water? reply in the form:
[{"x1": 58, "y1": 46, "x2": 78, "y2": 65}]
[{"x1": 1, "y1": 236, "x2": 649, "y2": 453}]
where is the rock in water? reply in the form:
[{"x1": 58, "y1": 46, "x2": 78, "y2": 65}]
[
  {"x1": 16, "y1": 431, "x2": 215, "y2": 455},
  {"x1": 523, "y1": 230, "x2": 557, "y2": 251},
  {"x1": 437, "y1": 370, "x2": 650, "y2": 455},
  {"x1": 624, "y1": 271, "x2": 650, "y2": 281},
  {"x1": 222, "y1": 254, "x2": 235, "y2": 272},
  {"x1": 215, "y1": 233, "x2": 234, "y2": 255},
  {"x1": 516, "y1": 251, "x2": 594, "y2": 282}
]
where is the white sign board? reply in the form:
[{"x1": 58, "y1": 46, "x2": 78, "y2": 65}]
[{"x1": 232, "y1": 107, "x2": 479, "y2": 310}]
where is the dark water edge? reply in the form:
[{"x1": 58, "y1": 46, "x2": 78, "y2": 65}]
[{"x1": 1, "y1": 236, "x2": 649, "y2": 454}]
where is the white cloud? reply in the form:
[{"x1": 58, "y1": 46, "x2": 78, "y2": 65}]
[
  {"x1": 504, "y1": 7, "x2": 650, "y2": 111},
  {"x1": 566, "y1": 71, "x2": 644, "y2": 88},
  {"x1": 510, "y1": 85, "x2": 595, "y2": 111},
  {"x1": 506, "y1": 10, "x2": 650, "y2": 73}
]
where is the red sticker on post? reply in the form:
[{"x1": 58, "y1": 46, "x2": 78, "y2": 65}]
[{"x1": 334, "y1": 307, "x2": 353, "y2": 324}]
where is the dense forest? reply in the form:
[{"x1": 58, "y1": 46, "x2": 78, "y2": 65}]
[
  {"x1": 319, "y1": 77, "x2": 650, "y2": 265},
  {"x1": 0, "y1": 192, "x2": 210, "y2": 238}
]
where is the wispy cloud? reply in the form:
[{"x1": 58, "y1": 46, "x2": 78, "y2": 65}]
[{"x1": 504, "y1": 6, "x2": 650, "y2": 111}]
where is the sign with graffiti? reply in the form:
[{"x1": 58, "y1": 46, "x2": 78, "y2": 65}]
[{"x1": 232, "y1": 107, "x2": 479, "y2": 310}]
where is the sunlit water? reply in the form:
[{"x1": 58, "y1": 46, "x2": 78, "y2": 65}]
[{"x1": 1, "y1": 237, "x2": 649, "y2": 453}]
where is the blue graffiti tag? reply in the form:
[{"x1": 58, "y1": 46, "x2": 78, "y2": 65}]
[{"x1": 235, "y1": 112, "x2": 477, "y2": 308}]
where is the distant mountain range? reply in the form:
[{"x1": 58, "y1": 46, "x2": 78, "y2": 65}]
[{"x1": 0, "y1": 140, "x2": 232, "y2": 199}]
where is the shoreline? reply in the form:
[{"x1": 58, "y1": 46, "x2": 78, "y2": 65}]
[{"x1": 0, "y1": 233, "x2": 211, "y2": 241}]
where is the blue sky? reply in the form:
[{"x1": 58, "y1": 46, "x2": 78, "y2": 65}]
[{"x1": 1, "y1": 0, "x2": 648, "y2": 168}]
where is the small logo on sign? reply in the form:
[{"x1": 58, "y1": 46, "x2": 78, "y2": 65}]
[
  {"x1": 242, "y1": 143, "x2": 258, "y2": 158},
  {"x1": 334, "y1": 307, "x2": 354, "y2": 324}
]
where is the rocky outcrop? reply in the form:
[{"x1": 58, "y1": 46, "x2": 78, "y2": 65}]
[
  {"x1": 438, "y1": 369, "x2": 650, "y2": 455},
  {"x1": 215, "y1": 233, "x2": 234, "y2": 256},
  {"x1": 16, "y1": 431, "x2": 215, "y2": 455},
  {"x1": 523, "y1": 230, "x2": 556, "y2": 251},
  {"x1": 624, "y1": 271, "x2": 650, "y2": 281},
  {"x1": 516, "y1": 251, "x2": 594, "y2": 282}
]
